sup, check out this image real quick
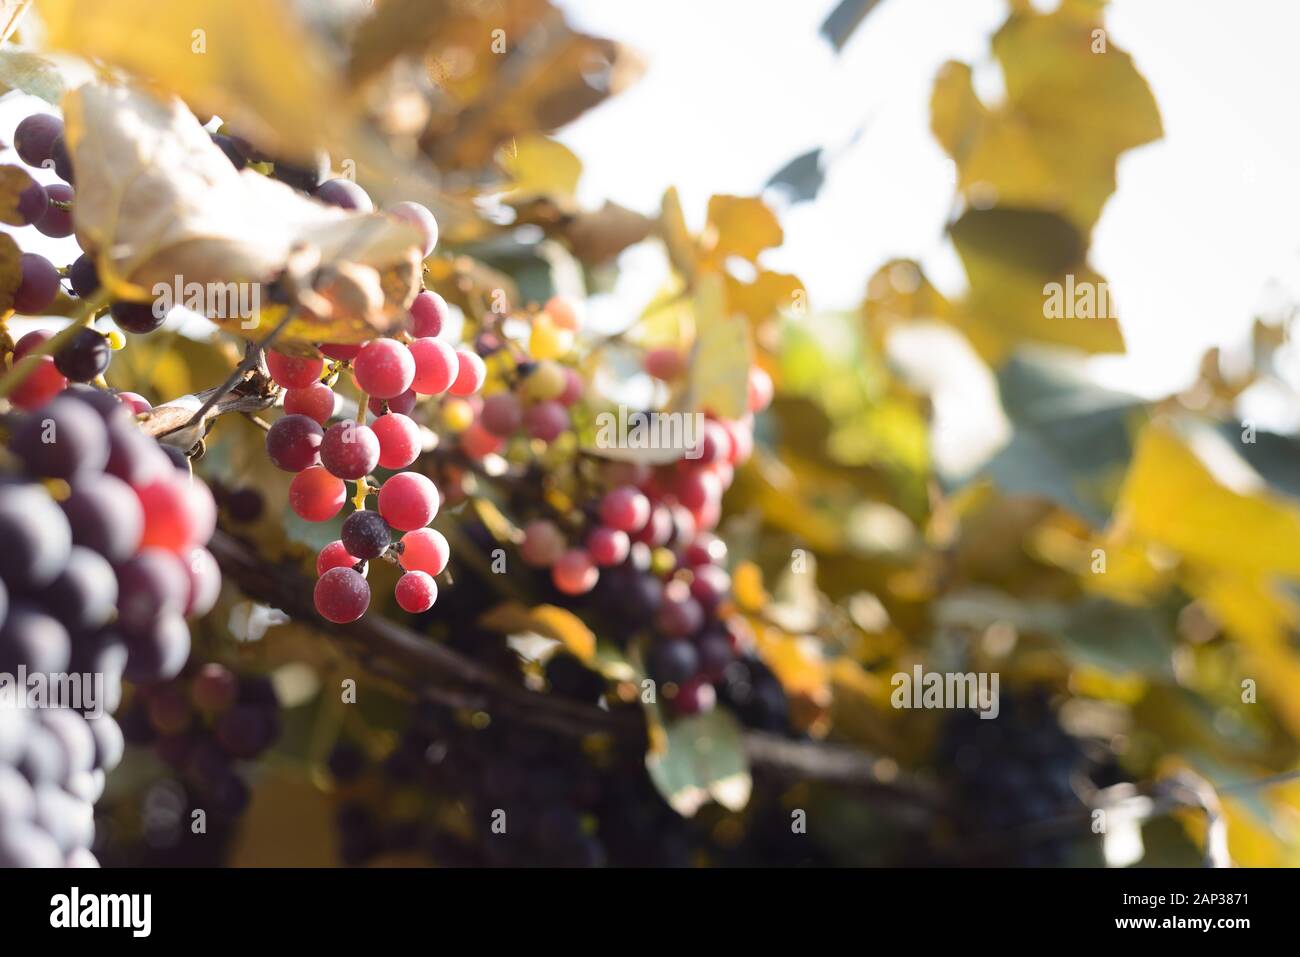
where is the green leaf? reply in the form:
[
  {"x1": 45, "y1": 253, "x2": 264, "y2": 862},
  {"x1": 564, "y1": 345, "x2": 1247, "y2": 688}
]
[{"x1": 645, "y1": 706, "x2": 752, "y2": 817}]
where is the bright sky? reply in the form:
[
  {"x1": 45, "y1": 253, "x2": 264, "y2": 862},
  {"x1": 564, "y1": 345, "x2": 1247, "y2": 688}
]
[{"x1": 558, "y1": 0, "x2": 1300, "y2": 464}]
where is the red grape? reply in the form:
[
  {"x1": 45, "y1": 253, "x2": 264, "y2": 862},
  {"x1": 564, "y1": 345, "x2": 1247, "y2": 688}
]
[
  {"x1": 372, "y1": 412, "x2": 421, "y2": 469},
  {"x1": 689, "y1": 563, "x2": 730, "y2": 611},
  {"x1": 319, "y1": 342, "x2": 361, "y2": 361},
  {"x1": 670, "y1": 678, "x2": 716, "y2": 716},
  {"x1": 315, "y1": 178, "x2": 373, "y2": 212},
  {"x1": 316, "y1": 540, "x2": 360, "y2": 576},
  {"x1": 134, "y1": 476, "x2": 204, "y2": 553},
  {"x1": 520, "y1": 519, "x2": 565, "y2": 567},
  {"x1": 191, "y1": 663, "x2": 238, "y2": 717},
  {"x1": 586, "y1": 526, "x2": 630, "y2": 567},
  {"x1": 552, "y1": 549, "x2": 598, "y2": 595},
  {"x1": 353, "y1": 339, "x2": 414, "y2": 399},
  {"x1": 459, "y1": 421, "x2": 502, "y2": 459},
  {"x1": 480, "y1": 393, "x2": 523, "y2": 436},
  {"x1": 314, "y1": 567, "x2": 370, "y2": 623},
  {"x1": 408, "y1": 336, "x2": 457, "y2": 395},
  {"x1": 265, "y1": 414, "x2": 323, "y2": 472},
  {"x1": 644, "y1": 347, "x2": 685, "y2": 381},
  {"x1": 399, "y1": 528, "x2": 449, "y2": 577},
  {"x1": 557, "y1": 367, "x2": 584, "y2": 406},
  {"x1": 683, "y1": 533, "x2": 727, "y2": 567},
  {"x1": 395, "y1": 571, "x2": 438, "y2": 613},
  {"x1": 9, "y1": 357, "x2": 64, "y2": 409},
  {"x1": 524, "y1": 400, "x2": 568, "y2": 442},
  {"x1": 283, "y1": 382, "x2": 336, "y2": 424},
  {"x1": 13, "y1": 253, "x2": 61, "y2": 314},
  {"x1": 599, "y1": 486, "x2": 650, "y2": 533},
  {"x1": 266, "y1": 350, "x2": 324, "y2": 390},
  {"x1": 368, "y1": 388, "x2": 416, "y2": 417},
  {"x1": 656, "y1": 580, "x2": 704, "y2": 637},
  {"x1": 320, "y1": 421, "x2": 380, "y2": 479},
  {"x1": 448, "y1": 349, "x2": 486, "y2": 396},
  {"x1": 377, "y1": 472, "x2": 438, "y2": 530},
  {"x1": 748, "y1": 365, "x2": 774, "y2": 412},
  {"x1": 676, "y1": 469, "x2": 722, "y2": 512},
  {"x1": 35, "y1": 183, "x2": 74, "y2": 238},
  {"x1": 387, "y1": 201, "x2": 438, "y2": 257},
  {"x1": 409, "y1": 291, "x2": 447, "y2": 338},
  {"x1": 289, "y1": 466, "x2": 346, "y2": 521}
]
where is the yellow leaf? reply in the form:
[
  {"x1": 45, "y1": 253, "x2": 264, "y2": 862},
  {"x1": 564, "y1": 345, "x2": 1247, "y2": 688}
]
[
  {"x1": 659, "y1": 186, "x2": 696, "y2": 280},
  {"x1": 731, "y1": 561, "x2": 768, "y2": 613},
  {"x1": 0, "y1": 165, "x2": 38, "y2": 227},
  {"x1": 0, "y1": 232, "x2": 19, "y2": 312},
  {"x1": 705, "y1": 194, "x2": 782, "y2": 264},
  {"x1": 501, "y1": 134, "x2": 582, "y2": 198},
  {"x1": 725, "y1": 269, "x2": 805, "y2": 326},
  {"x1": 479, "y1": 601, "x2": 596, "y2": 662},
  {"x1": 681, "y1": 271, "x2": 750, "y2": 419}
]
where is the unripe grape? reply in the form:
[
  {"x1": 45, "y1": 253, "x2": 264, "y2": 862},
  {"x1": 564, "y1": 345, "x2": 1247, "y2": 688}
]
[
  {"x1": 644, "y1": 347, "x2": 685, "y2": 381},
  {"x1": 387, "y1": 201, "x2": 439, "y2": 257},
  {"x1": 459, "y1": 421, "x2": 502, "y2": 459},
  {"x1": 409, "y1": 291, "x2": 448, "y2": 338},
  {"x1": 448, "y1": 349, "x2": 486, "y2": 396},
  {"x1": 377, "y1": 472, "x2": 439, "y2": 530},
  {"x1": 599, "y1": 486, "x2": 651, "y2": 533},
  {"x1": 283, "y1": 382, "x2": 337, "y2": 424},
  {"x1": 314, "y1": 567, "x2": 370, "y2": 623},
  {"x1": 266, "y1": 350, "x2": 324, "y2": 389},
  {"x1": 399, "y1": 528, "x2": 450, "y2": 577},
  {"x1": 441, "y1": 397, "x2": 476, "y2": 433},
  {"x1": 586, "y1": 526, "x2": 629, "y2": 567},
  {"x1": 520, "y1": 519, "x2": 566, "y2": 567},
  {"x1": 408, "y1": 336, "x2": 457, "y2": 395},
  {"x1": 395, "y1": 571, "x2": 438, "y2": 613},
  {"x1": 353, "y1": 339, "x2": 415, "y2": 399},
  {"x1": 552, "y1": 549, "x2": 598, "y2": 595},
  {"x1": 524, "y1": 400, "x2": 568, "y2": 442},
  {"x1": 289, "y1": 466, "x2": 346, "y2": 522},
  {"x1": 315, "y1": 178, "x2": 373, "y2": 212},
  {"x1": 372, "y1": 412, "x2": 421, "y2": 469},
  {"x1": 543, "y1": 295, "x2": 580, "y2": 332},
  {"x1": 317, "y1": 540, "x2": 361, "y2": 576},
  {"x1": 529, "y1": 313, "x2": 570, "y2": 360},
  {"x1": 521, "y1": 360, "x2": 567, "y2": 402},
  {"x1": 748, "y1": 365, "x2": 774, "y2": 412}
]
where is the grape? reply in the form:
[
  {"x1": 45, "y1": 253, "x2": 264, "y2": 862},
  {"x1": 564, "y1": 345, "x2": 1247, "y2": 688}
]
[
  {"x1": 320, "y1": 421, "x2": 380, "y2": 479},
  {"x1": 448, "y1": 349, "x2": 486, "y2": 396},
  {"x1": 289, "y1": 466, "x2": 346, "y2": 522},
  {"x1": 694, "y1": 629, "x2": 735, "y2": 681},
  {"x1": 319, "y1": 342, "x2": 361, "y2": 361},
  {"x1": 644, "y1": 347, "x2": 685, "y2": 381},
  {"x1": 11, "y1": 395, "x2": 110, "y2": 478},
  {"x1": 748, "y1": 366, "x2": 774, "y2": 412},
  {"x1": 0, "y1": 765, "x2": 35, "y2": 821},
  {"x1": 409, "y1": 291, "x2": 447, "y2": 338},
  {"x1": 690, "y1": 420, "x2": 733, "y2": 465},
  {"x1": 223, "y1": 486, "x2": 263, "y2": 523},
  {"x1": 586, "y1": 526, "x2": 630, "y2": 567},
  {"x1": 529, "y1": 313, "x2": 567, "y2": 360},
  {"x1": 38, "y1": 546, "x2": 117, "y2": 632},
  {"x1": 122, "y1": 613, "x2": 190, "y2": 683},
  {"x1": 265, "y1": 414, "x2": 324, "y2": 472},
  {"x1": 683, "y1": 533, "x2": 727, "y2": 568},
  {"x1": 115, "y1": 549, "x2": 188, "y2": 637},
  {"x1": 689, "y1": 564, "x2": 730, "y2": 611},
  {"x1": 656, "y1": 581, "x2": 704, "y2": 638},
  {"x1": 398, "y1": 528, "x2": 449, "y2": 577},
  {"x1": 341, "y1": 510, "x2": 391, "y2": 560},
  {"x1": 441, "y1": 396, "x2": 476, "y2": 432},
  {"x1": 13, "y1": 252, "x2": 61, "y2": 313},
  {"x1": 35, "y1": 182, "x2": 74, "y2": 238},
  {"x1": 271, "y1": 153, "x2": 330, "y2": 191},
  {"x1": 675, "y1": 469, "x2": 722, "y2": 513},
  {"x1": 558, "y1": 367, "x2": 584, "y2": 406},
  {"x1": 266, "y1": 349, "x2": 324, "y2": 390},
  {"x1": 599, "y1": 486, "x2": 650, "y2": 534},
  {"x1": 670, "y1": 678, "x2": 716, "y2": 716},
  {"x1": 283, "y1": 381, "x2": 337, "y2": 424},
  {"x1": 372, "y1": 412, "x2": 421, "y2": 469},
  {"x1": 459, "y1": 421, "x2": 502, "y2": 459},
  {"x1": 135, "y1": 474, "x2": 213, "y2": 552},
  {"x1": 214, "y1": 704, "x2": 277, "y2": 758},
  {"x1": 115, "y1": 391, "x2": 151, "y2": 415},
  {"x1": 354, "y1": 339, "x2": 415, "y2": 399},
  {"x1": 110, "y1": 299, "x2": 167, "y2": 334},
  {"x1": 315, "y1": 178, "x2": 373, "y2": 212},
  {"x1": 522, "y1": 361, "x2": 567, "y2": 402},
  {"x1": 520, "y1": 519, "x2": 566, "y2": 567},
  {"x1": 368, "y1": 388, "x2": 417, "y2": 417},
  {"x1": 395, "y1": 571, "x2": 438, "y2": 613},
  {"x1": 377, "y1": 472, "x2": 438, "y2": 530},
  {"x1": 387, "y1": 201, "x2": 439, "y2": 257},
  {"x1": 13, "y1": 327, "x2": 56, "y2": 358},
  {"x1": 0, "y1": 578, "x2": 6, "y2": 632},
  {"x1": 316, "y1": 540, "x2": 361, "y2": 576},
  {"x1": 551, "y1": 549, "x2": 598, "y2": 595},
  {"x1": 211, "y1": 133, "x2": 247, "y2": 170},
  {"x1": 104, "y1": 415, "x2": 168, "y2": 484},
  {"x1": 68, "y1": 253, "x2": 100, "y2": 298},
  {"x1": 15, "y1": 177, "x2": 48, "y2": 225},
  {"x1": 314, "y1": 567, "x2": 370, "y2": 623},
  {"x1": 182, "y1": 546, "x2": 221, "y2": 617},
  {"x1": 647, "y1": 639, "x2": 700, "y2": 686},
  {"x1": 0, "y1": 820, "x2": 63, "y2": 867},
  {"x1": 524, "y1": 400, "x2": 569, "y2": 442},
  {"x1": 721, "y1": 416, "x2": 753, "y2": 465},
  {"x1": 480, "y1": 393, "x2": 522, "y2": 436},
  {"x1": 50, "y1": 135, "x2": 74, "y2": 182},
  {"x1": 13, "y1": 113, "x2": 63, "y2": 167},
  {"x1": 41, "y1": 709, "x2": 95, "y2": 778},
  {"x1": 53, "y1": 328, "x2": 111, "y2": 382},
  {"x1": 9, "y1": 357, "x2": 66, "y2": 410},
  {"x1": 0, "y1": 483, "x2": 72, "y2": 590},
  {"x1": 87, "y1": 715, "x2": 124, "y2": 773},
  {"x1": 543, "y1": 295, "x2": 580, "y2": 332},
  {"x1": 191, "y1": 664, "x2": 238, "y2": 718},
  {"x1": 0, "y1": 601, "x2": 71, "y2": 674},
  {"x1": 146, "y1": 687, "x2": 192, "y2": 735},
  {"x1": 408, "y1": 336, "x2": 457, "y2": 396}
]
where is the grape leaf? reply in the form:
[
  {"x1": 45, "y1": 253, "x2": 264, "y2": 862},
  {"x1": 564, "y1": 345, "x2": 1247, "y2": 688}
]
[
  {"x1": 0, "y1": 232, "x2": 20, "y2": 312},
  {"x1": 63, "y1": 83, "x2": 423, "y2": 346},
  {"x1": 680, "y1": 272, "x2": 751, "y2": 420},
  {"x1": 645, "y1": 706, "x2": 752, "y2": 817},
  {"x1": 0, "y1": 165, "x2": 39, "y2": 227},
  {"x1": 0, "y1": 49, "x2": 92, "y2": 104},
  {"x1": 478, "y1": 601, "x2": 595, "y2": 662}
]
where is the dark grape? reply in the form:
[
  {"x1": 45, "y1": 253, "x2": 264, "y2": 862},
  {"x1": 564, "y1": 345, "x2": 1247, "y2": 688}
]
[
  {"x1": 68, "y1": 253, "x2": 100, "y2": 298},
  {"x1": 115, "y1": 549, "x2": 188, "y2": 636},
  {"x1": 341, "y1": 510, "x2": 391, "y2": 560},
  {"x1": 11, "y1": 395, "x2": 110, "y2": 478},
  {"x1": 16, "y1": 178, "x2": 48, "y2": 225},
  {"x1": 647, "y1": 639, "x2": 700, "y2": 686},
  {"x1": 211, "y1": 133, "x2": 247, "y2": 170},
  {"x1": 38, "y1": 545, "x2": 118, "y2": 633},
  {"x1": 54, "y1": 327, "x2": 111, "y2": 382},
  {"x1": 49, "y1": 134, "x2": 74, "y2": 183},
  {"x1": 315, "y1": 178, "x2": 373, "y2": 212},
  {"x1": 13, "y1": 113, "x2": 63, "y2": 167},
  {"x1": 35, "y1": 183, "x2": 73, "y2": 238},
  {"x1": 110, "y1": 299, "x2": 167, "y2": 334},
  {"x1": 13, "y1": 252, "x2": 61, "y2": 314},
  {"x1": 0, "y1": 603, "x2": 72, "y2": 675},
  {"x1": 122, "y1": 613, "x2": 190, "y2": 684},
  {"x1": 0, "y1": 483, "x2": 72, "y2": 590}
]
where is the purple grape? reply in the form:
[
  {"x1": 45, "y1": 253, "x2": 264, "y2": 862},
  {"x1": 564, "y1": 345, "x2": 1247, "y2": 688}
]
[
  {"x1": 16, "y1": 178, "x2": 48, "y2": 225},
  {"x1": 115, "y1": 549, "x2": 188, "y2": 637},
  {"x1": 11, "y1": 395, "x2": 110, "y2": 478},
  {"x1": 38, "y1": 545, "x2": 118, "y2": 633},
  {"x1": 315, "y1": 178, "x2": 373, "y2": 212},
  {"x1": 341, "y1": 510, "x2": 391, "y2": 560},
  {"x1": 13, "y1": 252, "x2": 61, "y2": 314},
  {"x1": 35, "y1": 182, "x2": 73, "y2": 238},
  {"x1": 122, "y1": 613, "x2": 190, "y2": 684},
  {"x1": 13, "y1": 113, "x2": 63, "y2": 167},
  {"x1": 0, "y1": 483, "x2": 72, "y2": 590},
  {"x1": 0, "y1": 603, "x2": 72, "y2": 674},
  {"x1": 54, "y1": 327, "x2": 111, "y2": 382},
  {"x1": 68, "y1": 254, "x2": 99, "y2": 298},
  {"x1": 110, "y1": 299, "x2": 167, "y2": 334}
]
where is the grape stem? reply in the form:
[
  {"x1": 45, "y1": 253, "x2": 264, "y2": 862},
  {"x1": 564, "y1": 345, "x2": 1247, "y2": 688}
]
[
  {"x1": 0, "y1": 290, "x2": 109, "y2": 401},
  {"x1": 184, "y1": 306, "x2": 298, "y2": 429}
]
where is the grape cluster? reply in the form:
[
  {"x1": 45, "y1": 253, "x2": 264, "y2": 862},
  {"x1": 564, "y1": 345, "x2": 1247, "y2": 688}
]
[
  {"x1": 934, "y1": 689, "x2": 1120, "y2": 866},
  {"x1": 117, "y1": 662, "x2": 279, "y2": 826},
  {"x1": 0, "y1": 388, "x2": 219, "y2": 865}
]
